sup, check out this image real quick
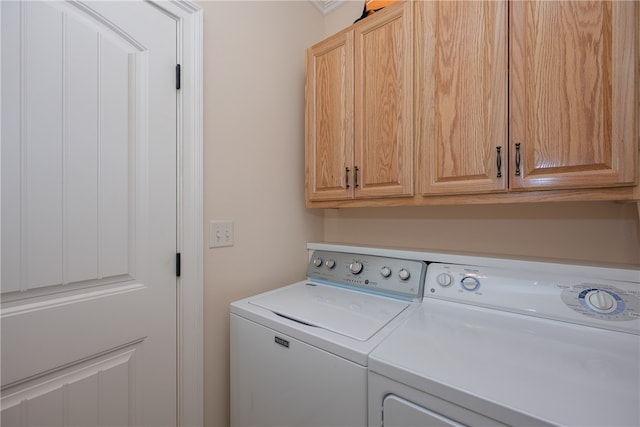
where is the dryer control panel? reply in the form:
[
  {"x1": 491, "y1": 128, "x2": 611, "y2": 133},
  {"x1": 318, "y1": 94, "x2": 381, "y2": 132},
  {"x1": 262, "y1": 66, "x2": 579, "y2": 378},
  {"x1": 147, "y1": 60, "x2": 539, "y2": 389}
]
[
  {"x1": 307, "y1": 251, "x2": 427, "y2": 301},
  {"x1": 425, "y1": 263, "x2": 640, "y2": 335}
]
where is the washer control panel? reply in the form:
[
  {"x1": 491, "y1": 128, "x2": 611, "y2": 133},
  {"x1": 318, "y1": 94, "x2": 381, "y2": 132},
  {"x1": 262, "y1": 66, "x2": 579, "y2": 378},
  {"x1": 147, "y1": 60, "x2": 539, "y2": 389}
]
[
  {"x1": 307, "y1": 250, "x2": 426, "y2": 301},
  {"x1": 426, "y1": 263, "x2": 640, "y2": 334}
]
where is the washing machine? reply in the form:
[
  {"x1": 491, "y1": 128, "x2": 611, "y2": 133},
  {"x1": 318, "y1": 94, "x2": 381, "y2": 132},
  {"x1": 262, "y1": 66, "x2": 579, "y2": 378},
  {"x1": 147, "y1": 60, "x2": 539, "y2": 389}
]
[
  {"x1": 230, "y1": 250, "x2": 427, "y2": 427},
  {"x1": 368, "y1": 262, "x2": 640, "y2": 427}
]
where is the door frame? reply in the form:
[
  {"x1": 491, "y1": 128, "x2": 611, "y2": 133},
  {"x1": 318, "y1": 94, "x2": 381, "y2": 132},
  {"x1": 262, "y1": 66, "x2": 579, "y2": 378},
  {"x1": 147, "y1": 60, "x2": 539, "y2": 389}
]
[{"x1": 151, "y1": 1, "x2": 203, "y2": 425}]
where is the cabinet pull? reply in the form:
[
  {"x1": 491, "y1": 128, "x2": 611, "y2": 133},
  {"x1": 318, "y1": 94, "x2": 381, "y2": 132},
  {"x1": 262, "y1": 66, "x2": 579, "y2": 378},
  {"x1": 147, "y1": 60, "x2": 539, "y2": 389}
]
[
  {"x1": 496, "y1": 146, "x2": 502, "y2": 178},
  {"x1": 345, "y1": 167, "x2": 350, "y2": 189},
  {"x1": 354, "y1": 166, "x2": 359, "y2": 188},
  {"x1": 515, "y1": 143, "x2": 521, "y2": 176}
]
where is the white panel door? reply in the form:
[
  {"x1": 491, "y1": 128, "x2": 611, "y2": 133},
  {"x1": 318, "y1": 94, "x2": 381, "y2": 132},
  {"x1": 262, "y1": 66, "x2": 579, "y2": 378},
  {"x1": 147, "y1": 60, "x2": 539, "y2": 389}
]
[{"x1": 1, "y1": 1, "x2": 178, "y2": 425}]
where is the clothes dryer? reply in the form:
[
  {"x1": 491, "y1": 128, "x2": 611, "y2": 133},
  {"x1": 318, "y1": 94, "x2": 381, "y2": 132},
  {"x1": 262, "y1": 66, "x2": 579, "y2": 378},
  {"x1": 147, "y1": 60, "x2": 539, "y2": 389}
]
[{"x1": 368, "y1": 263, "x2": 640, "y2": 426}]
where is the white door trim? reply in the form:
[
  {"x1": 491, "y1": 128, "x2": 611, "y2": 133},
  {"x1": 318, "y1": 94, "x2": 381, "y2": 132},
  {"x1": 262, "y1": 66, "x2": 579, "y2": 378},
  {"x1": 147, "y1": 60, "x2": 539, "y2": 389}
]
[{"x1": 152, "y1": 1, "x2": 203, "y2": 426}]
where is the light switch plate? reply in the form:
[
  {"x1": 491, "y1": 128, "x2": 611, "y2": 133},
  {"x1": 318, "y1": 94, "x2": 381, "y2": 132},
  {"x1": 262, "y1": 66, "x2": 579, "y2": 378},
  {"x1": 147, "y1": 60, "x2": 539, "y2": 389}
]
[{"x1": 209, "y1": 221, "x2": 234, "y2": 248}]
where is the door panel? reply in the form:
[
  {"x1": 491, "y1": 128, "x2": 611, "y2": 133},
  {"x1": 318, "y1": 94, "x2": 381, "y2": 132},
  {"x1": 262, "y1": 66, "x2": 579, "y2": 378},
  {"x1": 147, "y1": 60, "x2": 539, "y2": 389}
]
[
  {"x1": 1, "y1": 1, "x2": 177, "y2": 425},
  {"x1": 1, "y1": 1, "x2": 136, "y2": 292},
  {"x1": 354, "y1": 1, "x2": 413, "y2": 199},
  {"x1": 1, "y1": 346, "x2": 136, "y2": 426},
  {"x1": 305, "y1": 31, "x2": 354, "y2": 202},
  {"x1": 509, "y1": 0, "x2": 637, "y2": 190},
  {"x1": 417, "y1": 1, "x2": 507, "y2": 195}
]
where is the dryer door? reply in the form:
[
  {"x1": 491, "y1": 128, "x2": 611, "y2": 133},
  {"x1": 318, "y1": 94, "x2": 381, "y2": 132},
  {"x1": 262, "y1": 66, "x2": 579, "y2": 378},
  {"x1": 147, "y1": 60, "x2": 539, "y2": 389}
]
[{"x1": 384, "y1": 395, "x2": 464, "y2": 427}]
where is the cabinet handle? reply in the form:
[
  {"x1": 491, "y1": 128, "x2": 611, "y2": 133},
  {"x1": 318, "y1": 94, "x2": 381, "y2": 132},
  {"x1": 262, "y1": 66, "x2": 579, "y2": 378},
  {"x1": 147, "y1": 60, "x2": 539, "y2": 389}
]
[
  {"x1": 354, "y1": 166, "x2": 359, "y2": 188},
  {"x1": 345, "y1": 167, "x2": 350, "y2": 189},
  {"x1": 515, "y1": 143, "x2": 521, "y2": 176},
  {"x1": 496, "y1": 146, "x2": 502, "y2": 178}
]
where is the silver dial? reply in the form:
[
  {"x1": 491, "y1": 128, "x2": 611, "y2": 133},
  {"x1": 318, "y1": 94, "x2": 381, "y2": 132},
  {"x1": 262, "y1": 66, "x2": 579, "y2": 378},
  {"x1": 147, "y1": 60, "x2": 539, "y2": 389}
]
[
  {"x1": 349, "y1": 261, "x2": 363, "y2": 275},
  {"x1": 312, "y1": 257, "x2": 323, "y2": 268},
  {"x1": 325, "y1": 259, "x2": 336, "y2": 269},
  {"x1": 398, "y1": 269, "x2": 410, "y2": 281},
  {"x1": 380, "y1": 266, "x2": 392, "y2": 278}
]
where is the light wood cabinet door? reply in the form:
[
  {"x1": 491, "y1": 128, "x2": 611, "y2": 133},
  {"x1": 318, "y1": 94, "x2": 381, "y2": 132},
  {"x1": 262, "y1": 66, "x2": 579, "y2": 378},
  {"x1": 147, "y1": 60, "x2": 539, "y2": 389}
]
[
  {"x1": 510, "y1": 0, "x2": 638, "y2": 191},
  {"x1": 305, "y1": 31, "x2": 354, "y2": 201},
  {"x1": 354, "y1": 1, "x2": 414, "y2": 199},
  {"x1": 417, "y1": 1, "x2": 508, "y2": 195}
]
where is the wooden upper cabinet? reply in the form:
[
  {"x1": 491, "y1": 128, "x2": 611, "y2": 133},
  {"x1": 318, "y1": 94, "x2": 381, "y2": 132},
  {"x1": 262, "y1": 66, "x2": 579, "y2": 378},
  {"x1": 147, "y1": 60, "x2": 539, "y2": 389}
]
[
  {"x1": 417, "y1": 1, "x2": 508, "y2": 196},
  {"x1": 305, "y1": 1, "x2": 413, "y2": 204},
  {"x1": 510, "y1": 1, "x2": 638, "y2": 191},
  {"x1": 354, "y1": 1, "x2": 414, "y2": 199},
  {"x1": 305, "y1": 31, "x2": 354, "y2": 202},
  {"x1": 305, "y1": 0, "x2": 638, "y2": 207}
]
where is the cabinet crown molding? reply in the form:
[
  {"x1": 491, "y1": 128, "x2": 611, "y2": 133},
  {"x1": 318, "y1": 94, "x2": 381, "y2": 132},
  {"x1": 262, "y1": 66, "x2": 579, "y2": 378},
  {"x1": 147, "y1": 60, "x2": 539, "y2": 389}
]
[{"x1": 310, "y1": 0, "x2": 346, "y2": 15}]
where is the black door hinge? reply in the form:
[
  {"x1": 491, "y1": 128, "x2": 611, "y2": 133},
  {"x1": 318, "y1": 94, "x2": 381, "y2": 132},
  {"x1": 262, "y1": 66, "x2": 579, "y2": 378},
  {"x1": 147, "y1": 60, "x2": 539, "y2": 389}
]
[
  {"x1": 176, "y1": 64, "x2": 181, "y2": 90},
  {"x1": 176, "y1": 252, "x2": 181, "y2": 277}
]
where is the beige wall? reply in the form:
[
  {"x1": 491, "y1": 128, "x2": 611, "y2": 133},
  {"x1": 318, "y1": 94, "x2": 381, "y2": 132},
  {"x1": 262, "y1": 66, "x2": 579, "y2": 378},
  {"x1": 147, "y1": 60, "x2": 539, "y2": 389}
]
[
  {"x1": 324, "y1": 203, "x2": 640, "y2": 267},
  {"x1": 324, "y1": 0, "x2": 363, "y2": 35},
  {"x1": 200, "y1": 2, "x2": 324, "y2": 426},
  {"x1": 200, "y1": 2, "x2": 639, "y2": 426}
]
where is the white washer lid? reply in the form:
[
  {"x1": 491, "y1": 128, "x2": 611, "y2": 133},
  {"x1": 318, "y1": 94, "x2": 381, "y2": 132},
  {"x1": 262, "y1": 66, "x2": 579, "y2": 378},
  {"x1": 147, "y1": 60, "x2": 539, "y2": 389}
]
[{"x1": 249, "y1": 282, "x2": 409, "y2": 341}]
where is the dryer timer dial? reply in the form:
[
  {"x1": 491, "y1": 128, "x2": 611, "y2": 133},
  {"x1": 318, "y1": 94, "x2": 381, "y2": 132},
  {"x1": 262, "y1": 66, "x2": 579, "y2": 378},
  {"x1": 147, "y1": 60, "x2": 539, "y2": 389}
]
[
  {"x1": 584, "y1": 289, "x2": 617, "y2": 313},
  {"x1": 561, "y1": 284, "x2": 638, "y2": 322}
]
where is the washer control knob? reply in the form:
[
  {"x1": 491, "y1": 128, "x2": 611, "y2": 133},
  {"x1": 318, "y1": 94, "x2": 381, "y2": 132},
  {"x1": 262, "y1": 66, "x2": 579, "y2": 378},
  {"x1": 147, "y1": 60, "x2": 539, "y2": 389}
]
[
  {"x1": 312, "y1": 257, "x2": 323, "y2": 268},
  {"x1": 380, "y1": 266, "x2": 392, "y2": 278},
  {"x1": 461, "y1": 276, "x2": 480, "y2": 291},
  {"x1": 586, "y1": 290, "x2": 616, "y2": 313},
  {"x1": 349, "y1": 261, "x2": 363, "y2": 275},
  {"x1": 437, "y1": 273, "x2": 453, "y2": 287},
  {"x1": 325, "y1": 259, "x2": 336, "y2": 269},
  {"x1": 398, "y1": 269, "x2": 410, "y2": 281}
]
